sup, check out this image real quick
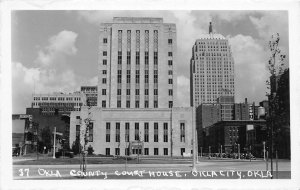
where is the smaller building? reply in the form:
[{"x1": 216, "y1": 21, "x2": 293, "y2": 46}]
[
  {"x1": 81, "y1": 86, "x2": 98, "y2": 106},
  {"x1": 205, "y1": 120, "x2": 266, "y2": 156},
  {"x1": 32, "y1": 92, "x2": 86, "y2": 115}
]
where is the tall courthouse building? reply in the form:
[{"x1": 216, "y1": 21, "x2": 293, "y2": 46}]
[
  {"x1": 70, "y1": 17, "x2": 194, "y2": 157},
  {"x1": 98, "y1": 17, "x2": 177, "y2": 109},
  {"x1": 190, "y1": 22, "x2": 235, "y2": 107}
]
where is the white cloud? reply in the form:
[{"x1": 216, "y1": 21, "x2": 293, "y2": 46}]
[
  {"x1": 229, "y1": 34, "x2": 269, "y2": 103},
  {"x1": 36, "y1": 30, "x2": 78, "y2": 67}
]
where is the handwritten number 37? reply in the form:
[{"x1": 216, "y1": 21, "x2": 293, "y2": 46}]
[{"x1": 19, "y1": 169, "x2": 29, "y2": 177}]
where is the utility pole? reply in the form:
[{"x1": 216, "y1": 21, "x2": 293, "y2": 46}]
[
  {"x1": 53, "y1": 127, "x2": 56, "y2": 159},
  {"x1": 238, "y1": 144, "x2": 240, "y2": 159},
  {"x1": 192, "y1": 106, "x2": 196, "y2": 172}
]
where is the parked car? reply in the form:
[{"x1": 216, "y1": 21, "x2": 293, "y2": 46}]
[{"x1": 55, "y1": 150, "x2": 74, "y2": 158}]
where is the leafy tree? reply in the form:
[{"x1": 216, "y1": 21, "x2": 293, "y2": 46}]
[
  {"x1": 87, "y1": 145, "x2": 94, "y2": 155},
  {"x1": 71, "y1": 136, "x2": 81, "y2": 155},
  {"x1": 266, "y1": 33, "x2": 289, "y2": 161}
]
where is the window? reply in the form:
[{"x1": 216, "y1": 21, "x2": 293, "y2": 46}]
[
  {"x1": 154, "y1": 70, "x2": 158, "y2": 83},
  {"x1": 168, "y1": 79, "x2": 173, "y2": 84},
  {"x1": 89, "y1": 123, "x2": 93, "y2": 142},
  {"x1": 145, "y1": 89, "x2": 149, "y2": 95},
  {"x1": 144, "y1": 70, "x2": 149, "y2": 83},
  {"x1": 168, "y1": 52, "x2": 173, "y2": 56},
  {"x1": 154, "y1": 89, "x2": 158, "y2": 95},
  {"x1": 135, "y1": 101, "x2": 139, "y2": 108},
  {"x1": 154, "y1": 123, "x2": 158, "y2": 142},
  {"x1": 102, "y1": 101, "x2": 106, "y2": 108},
  {"x1": 168, "y1": 101, "x2": 173, "y2": 108},
  {"x1": 118, "y1": 51, "x2": 122, "y2": 65},
  {"x1": 126, "y1": 101, "x2": 130, "y2": 108},
  {"x1": 154, "y1": 52, "x2": 158, "y2": 65},
  {"x1": 117, "y1": 100, "x2": 121, "y2": 108},
  {"x1": 135, "y1": 123, "x2": 139, "y2": 140},
  {"x1": 127, "y1": 51, "x2": 131, "y2": 65},
  {"x1": 116, "y1": 123, "x2": 120, "y2": 142},
  {"x1": 135, "y1": 70, "x2": 140, "y2": 84},
  {"x1": 126, "y1": 89, "x2": 130, "y2": 95},
  {"x1": 154, "y1": 148, "x2": 159, "y2": 155},
  {"x1": 181, "y1": 148, "x2": 185, "y2": 156},
  {"x1": 117, "y1": 70, "x2": 122, "y2": 83},
  {"x1": 103, "y1": 38, "x2": 107, "y2": 43},
  {"x1": 103, "y1": 51, "x2": 107, "y2": 56},
  {"x1": 135, "y1": 89, "x2": 140, "y2": 95},
  {"x1": 102, "y1": 70, "x2": 107, "y2": 75},
  {"x1": 115, "y1": 148, "x2": 120, "y2": 156},
  {"x1": 144, "y1": 148, "x2": 149, "y2": 155},
  {"x1": 126, "y1": 70, "x2": 131, "y2": 83},
  {"x1": 106, "y1": 122, "x2": 110, "y2": 142},
  {"x1": 168, "y1": 70, "x2": 173, "y2": 75},
  {"x1": 168, "y1": 60, "x2": 173, "y2": 66},
  {"x1": 102, "y1": 89, "x2": 106, "y2": 95},
  {"x1": 125, "y1": 123, "x2": 130, "y2": 142},
  {"x1": 168, "y1": 89, "x2": 173, "y2": 96},
  {"x1": 168, "y1": 39, "x2": 172, "y2": 44},
  {"x1": 76, "y1": 116, "x2": 80, "y2": 119},
  {"x1": 154, "y1": 101, "x2": 158, "y2": 108},
  {"x1": 144, "y1": 101, "x2": 149, "y2": 108},
  {"x1": 163, "y1": 123, "x2": 168, "y2": 142},
  {"x1": 76, "y1": 125, "x2": 80, "y2": 138},
  {"x1": 102, "y1": 78, "x2": 107, "y2": 84},
  {"x1": 144, "y1": 122, "x2": 149, "y2": 142},
  {"x1": 145, "y1": 51, "x2": 149, "y2": 65},
  {"x1": 164, "y1": 148, "x2": 168, "y2": 155},
  {"x1": 117, "y1": 89, "x2": 121, "y2": 95},
  {"x1": 136, "y1": 51, "x2": 140, "y2": 65},
  {"x1": 180, "y1": 122, "x2": 185, "y2": 142},
  {"x1": 106, "y1": 148, "x2": 110, "y2": 155}
]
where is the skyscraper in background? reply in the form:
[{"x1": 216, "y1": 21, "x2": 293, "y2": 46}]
[{"x1": 190, "y1": 22, "x2": 235, "y2": 107}]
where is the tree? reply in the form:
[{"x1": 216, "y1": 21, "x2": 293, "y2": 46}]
[
  {"x1": 71, "y1": 136, "x2": 81, "y2": 155},
  {"x1": 266, "y1": 33, "x2": 289, "y2": 178}
]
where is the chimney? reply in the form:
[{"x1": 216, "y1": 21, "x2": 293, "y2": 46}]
[{"x1": 209, "y1": 22, "x2": 213, "y2": 34}]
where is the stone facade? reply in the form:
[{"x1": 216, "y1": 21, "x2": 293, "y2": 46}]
[
  {"x1": 70, "y1": 107, "x2": 194, "y2": 156},
  {"x1": 98, "y1": 17, "x2": 177, "y2": 109}
]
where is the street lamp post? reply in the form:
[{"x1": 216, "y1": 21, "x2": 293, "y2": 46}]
[
  {"x1": 263, "y1": 141, "x2": 266, "y2": 161},
  {"x1": 53, "y1": 127, "x2": 56, "y2": 159},
  {"x1": 209, "y1": 146, "x2": 211, "y2": 159},
  {"x1": 238, "y1": 144, "x2": 240, "y2": 159},
  {"x1": 200, "y1": 147, "x2": 202, "y2": 157},
  {"x1": 192, "y1": 106, "x2": 196, "y2": 172},
  {"x1": 220, "y1": 145, "x2": 223, "y2": 158}
]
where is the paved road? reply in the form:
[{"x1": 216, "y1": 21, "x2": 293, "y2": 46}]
[{"x1": 13, "y1": 160, "x2": 290, "y2": 180}]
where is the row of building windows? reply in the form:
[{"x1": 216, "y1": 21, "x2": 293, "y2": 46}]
[
  {"x1": 105, "y1": 147, "x2": 181, "y2": 156},
  {"x1": 101, "y1": 88, "x2": 173, "y2": 96},
  {"x1": 33, "y1": 97, "x2": 81, "y2": 101},
  {"x1": 104, "y1": 122, "x2": 183, "y2": 142},
  {"x1": 101, "y1": 100, "x2": 173, "y2": 108}
]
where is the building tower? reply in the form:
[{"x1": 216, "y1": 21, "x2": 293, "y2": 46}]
[
  {"x1": 190, "y1": 22, "x2": 235, "y2": 107},
  {"x1": 97, "y1": 17, "x2": 177, "y2": 109}
]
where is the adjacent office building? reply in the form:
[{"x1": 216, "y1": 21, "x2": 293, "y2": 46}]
[
  {"x1": 81, "y1": 86, "x2": 98, "y2": 106},
  {"x1": 70, "y1": 17, "x2": 194, "y2": 157},
  {"x1": 32, "y1": 92, "x2": 86, "y2": 114},
  {"x1": 190, "y1": 22, "x2": 235, "y2": 107}
]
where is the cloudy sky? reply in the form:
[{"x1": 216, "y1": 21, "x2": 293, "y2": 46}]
[{"x1": 11, "y1": 10, "x2": 288, "y2": 114}]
